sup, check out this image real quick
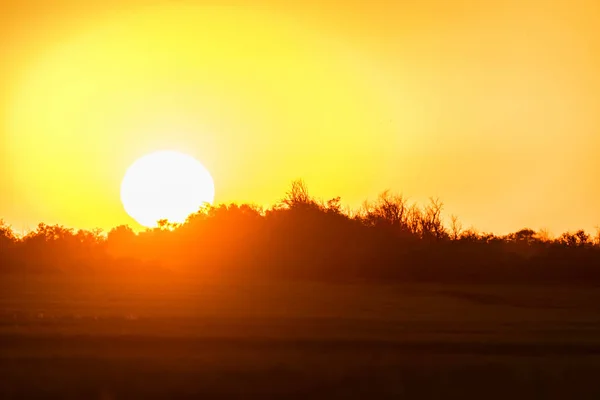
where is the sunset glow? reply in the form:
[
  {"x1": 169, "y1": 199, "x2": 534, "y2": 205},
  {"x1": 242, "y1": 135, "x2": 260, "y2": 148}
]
[
  {"x1": 3, "y1": 3, "x2": 600, "y2": 397},
  {"x1": 1, "y1": 1, "x2": 599, "y2": 234},
  {"x1": 120, "y1": 150, "x2": 214, "y2": 227}
]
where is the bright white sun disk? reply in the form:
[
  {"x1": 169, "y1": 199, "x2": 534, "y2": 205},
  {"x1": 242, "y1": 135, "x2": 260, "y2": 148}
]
[{"x1": 120, "y1": 150, "x2": 214, "y2": 227}]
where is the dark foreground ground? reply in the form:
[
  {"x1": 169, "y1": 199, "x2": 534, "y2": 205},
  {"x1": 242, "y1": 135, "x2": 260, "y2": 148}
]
[{"x1": 2, "y1": 274, "x2": 600, "y2": 399}]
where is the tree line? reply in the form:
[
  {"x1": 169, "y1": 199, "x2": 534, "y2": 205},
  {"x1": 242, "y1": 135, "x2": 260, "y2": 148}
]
[{"x1": 1, "y1": 180, "x2": 599, "y2": 283}]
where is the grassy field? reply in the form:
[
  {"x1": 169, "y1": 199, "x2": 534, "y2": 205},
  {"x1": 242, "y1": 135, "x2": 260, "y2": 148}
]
[{"x1": 2, "y1": 274, "x2": 600, "y2": 398}]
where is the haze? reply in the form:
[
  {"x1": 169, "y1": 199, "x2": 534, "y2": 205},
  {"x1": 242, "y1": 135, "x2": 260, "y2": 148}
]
[{"x1": 1, "y1": 0, "x2": 599, "y2": 234}]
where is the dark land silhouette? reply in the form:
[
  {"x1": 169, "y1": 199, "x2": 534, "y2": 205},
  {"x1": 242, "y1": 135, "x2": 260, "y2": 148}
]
[
  {"x1": 2, "y1": 180, "x2": 599, "y2": 283},
  {"x1": 2, "y1": 180, "x2": 600, "y2": 399}
]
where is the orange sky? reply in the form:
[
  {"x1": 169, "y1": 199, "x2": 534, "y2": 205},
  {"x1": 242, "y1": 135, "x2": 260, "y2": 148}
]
[{"x1": 1, "y1": 0, "x2": 599, "y2": 235}]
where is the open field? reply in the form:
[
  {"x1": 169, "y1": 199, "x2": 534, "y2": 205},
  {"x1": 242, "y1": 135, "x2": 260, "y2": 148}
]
[{"x1": 2, "y1": 275, "x2": 600, "y2": 398}]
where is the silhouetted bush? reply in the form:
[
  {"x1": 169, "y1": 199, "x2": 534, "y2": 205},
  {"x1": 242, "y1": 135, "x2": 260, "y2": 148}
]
[{"x1": 2, "y1": 181, "x2": 600, "y2": 284}]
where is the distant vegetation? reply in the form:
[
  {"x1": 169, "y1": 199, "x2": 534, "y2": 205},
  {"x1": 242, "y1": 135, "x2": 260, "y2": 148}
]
[{"x1": 2, "y1": 180, "x2": 600, "y2": 283}]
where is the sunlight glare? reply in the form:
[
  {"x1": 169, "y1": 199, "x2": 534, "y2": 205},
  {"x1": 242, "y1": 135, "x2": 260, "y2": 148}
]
[{"x1": 120, "y1": 150, "x2": 214, "y2": 227}]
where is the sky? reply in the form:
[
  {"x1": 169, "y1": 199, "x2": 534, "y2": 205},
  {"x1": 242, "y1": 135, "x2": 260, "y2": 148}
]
[{"x1": 1, "y1": 0, "x2": 599, "y2": 235}]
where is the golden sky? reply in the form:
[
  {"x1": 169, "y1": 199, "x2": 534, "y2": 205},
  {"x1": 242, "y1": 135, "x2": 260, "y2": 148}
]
[{"x1": 1, "y1": 0, "x2": 599, "y2": 234}]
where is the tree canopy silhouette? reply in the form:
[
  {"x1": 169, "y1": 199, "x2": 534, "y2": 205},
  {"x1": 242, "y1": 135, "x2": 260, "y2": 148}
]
[{"x1": 2, "y1": 181, "x2": 600, "y2": 283}]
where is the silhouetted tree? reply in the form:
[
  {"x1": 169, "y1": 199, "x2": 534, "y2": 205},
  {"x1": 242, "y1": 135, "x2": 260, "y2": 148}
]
[
  {"x1": 0, "y1": 220, "x2": 16, "y2": 249},
  {"x1": 362, "y1": 191, "x2": 408, "y2": 231},
  {"x1": 2, "y1": 180, "x2": 600, "y2": 283},
  {"x1": 107, "y1": 225, "x2": 137, "y2": 259},
  {"x1": 281, "y1": 179, "x2": 315, "y2": 210},
  {"x1": 449, "y1": 215, "x2": 463, "y2": 240},
  {"x1": 508, "y1": 228, "x2": 537, "y2": 244},
  {"x1": 557, "y1": 230, "x2": 591, "y2": 247},
  {"x1": 409, "y1": 198, "x2": 446, "y2": 240}
]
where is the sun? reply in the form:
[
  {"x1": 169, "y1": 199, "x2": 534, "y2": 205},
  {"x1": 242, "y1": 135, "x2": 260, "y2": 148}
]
[{"x1": 120, "y1": 150, "x2": 215, "y2": 227}]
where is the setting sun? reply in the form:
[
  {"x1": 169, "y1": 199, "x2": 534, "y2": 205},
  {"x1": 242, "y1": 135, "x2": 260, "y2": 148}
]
[
  {"x1": 3, "y1": 2, "x2": 600, "y2": 398},
  {"x1": 120, "y1": 150, "x2": 214, "y2": 227}
]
